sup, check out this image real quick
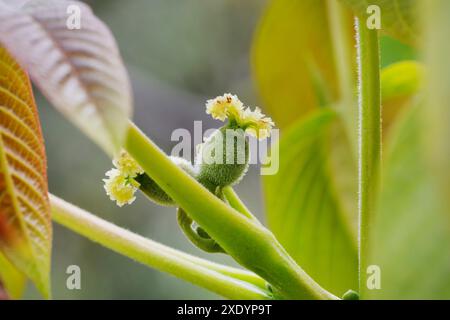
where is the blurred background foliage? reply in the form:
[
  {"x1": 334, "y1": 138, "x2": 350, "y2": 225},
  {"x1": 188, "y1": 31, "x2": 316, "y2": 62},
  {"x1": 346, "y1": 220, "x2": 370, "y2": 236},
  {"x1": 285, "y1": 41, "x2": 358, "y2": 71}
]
[{"x1": 23, "y1": 0, "x2": 448, "y2": 299}]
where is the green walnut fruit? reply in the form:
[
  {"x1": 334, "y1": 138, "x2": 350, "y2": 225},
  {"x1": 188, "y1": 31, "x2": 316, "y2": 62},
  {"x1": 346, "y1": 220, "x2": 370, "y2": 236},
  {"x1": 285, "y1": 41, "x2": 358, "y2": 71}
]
[{"x1": 196, "y1": 126, "x2": 249, "y2": 188}]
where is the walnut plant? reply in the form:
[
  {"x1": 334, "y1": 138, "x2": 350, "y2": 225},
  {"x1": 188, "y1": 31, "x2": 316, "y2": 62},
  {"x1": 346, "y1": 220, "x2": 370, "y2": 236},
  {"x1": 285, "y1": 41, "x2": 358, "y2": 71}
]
[{"x1": 0, "y1": 0, "x2": 448, "y2": 300}]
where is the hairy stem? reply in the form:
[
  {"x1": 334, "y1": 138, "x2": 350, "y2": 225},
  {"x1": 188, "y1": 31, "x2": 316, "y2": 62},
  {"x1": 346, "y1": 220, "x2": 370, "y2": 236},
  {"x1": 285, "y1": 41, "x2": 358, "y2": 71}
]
[
  {"x1": 50, "y1": 194, "x2": 270, "y2": 299},
  {"x1": 355, "y1": 18, "x2": 381, "y2": 297},
  {"x1": 125, "y1": 122, "x2": 338, "y2": 300}
]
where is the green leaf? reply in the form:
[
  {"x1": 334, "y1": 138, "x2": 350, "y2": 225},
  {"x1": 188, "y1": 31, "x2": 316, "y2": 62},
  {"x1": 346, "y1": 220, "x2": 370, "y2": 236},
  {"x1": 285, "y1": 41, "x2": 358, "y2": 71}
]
[
  {"x1": 264, "y1": 109, "x2": 357, "y2": 296},
  {"x1": 381, "y1": 61, "x2": 424, "y2": 131},
  {"x1": 252, "y1": 0, "x2": 355, "y2": 128},
  {"x1": 0, "y1": 251, "x2": 26, "y2": 299},
  {"x1": 0, "y1": 0, "x2": 132, "y2": 155},
  {"x1": 340, "y1": 0, "x2": 419, "y2": 45},
  {"x1": 381, "y1": 61, "x2": 423, "y2": 102},
  {"x1": 0, "y1": 47, "x2": 52, "y2": 298},
  {"x1": 368, "y1": 104, "x2": 450, "y2": 299}
]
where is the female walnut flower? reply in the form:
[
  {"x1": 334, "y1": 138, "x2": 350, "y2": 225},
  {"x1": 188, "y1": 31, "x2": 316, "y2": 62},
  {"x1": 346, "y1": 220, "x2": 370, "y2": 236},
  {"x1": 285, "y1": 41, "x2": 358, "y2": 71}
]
[
  {"x1": 103, "y1": 169, "x2": 140, "y2": 207},
  {"x1": 103, "y1": 151, "x2": 143, "y2": 207},
  {"x1": 205, "y1": 93, "x2": 274, "y2": 139},
  {"x1": 240, "y1": 107, "x2": 275, "y2": 139},
  {"x1": 113, "y1": 150, "x2": 144, "y2": 177},
  {"x1": 206, "y1": 93, "x2": 244, "y2": 121}
]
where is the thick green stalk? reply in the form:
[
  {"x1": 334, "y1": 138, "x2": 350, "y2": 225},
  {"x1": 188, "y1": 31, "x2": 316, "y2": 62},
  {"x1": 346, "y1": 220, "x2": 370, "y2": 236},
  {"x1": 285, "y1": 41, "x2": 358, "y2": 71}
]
[
  {"x1": 50, "y1": 194, "x2": 269, "y2": 299},
  {"x1": 355, "y1": 19, "x2": 381, "y2": 297},
  {"x1": 125, "y1": 123, "x2": 338, "y2": 300}
]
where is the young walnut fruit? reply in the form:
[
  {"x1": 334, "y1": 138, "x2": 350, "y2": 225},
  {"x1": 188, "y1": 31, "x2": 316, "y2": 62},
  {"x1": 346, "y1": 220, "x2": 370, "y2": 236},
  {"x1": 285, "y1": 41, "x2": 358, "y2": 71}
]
[
  {"x1": 196, "y1": 93, "x2": 274, "y2": 188},
  {"x1": 196, "y1": 126, "x2": 249, "y2": 188}
]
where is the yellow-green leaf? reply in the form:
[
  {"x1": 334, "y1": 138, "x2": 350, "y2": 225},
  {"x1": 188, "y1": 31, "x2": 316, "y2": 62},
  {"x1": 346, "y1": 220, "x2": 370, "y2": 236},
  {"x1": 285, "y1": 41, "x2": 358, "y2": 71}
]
[
  {"x1": 340, "y1": 0, "x2": 419, "y2": 45},
  {"x1": 0, "y1": 251, "x2": 26, "y2": 299},
  {"x1": 252, "y1": 0, "x2": 355, "y2": 128},
  {"x1": 0, "y1": 47, "x2": 51, "y2": 298},
  {"x1": 264, "y1": 109, "x2": 357, "y2": 296},
  {"x1": 381, "y1": 60, "x2": 424, "y2": 130},
  {"x1": 0, "y1": 0, "x2": 132, "y2": 155},
  {"x1": 381, "y1": 61, "x2": 423, "y2": 102}
]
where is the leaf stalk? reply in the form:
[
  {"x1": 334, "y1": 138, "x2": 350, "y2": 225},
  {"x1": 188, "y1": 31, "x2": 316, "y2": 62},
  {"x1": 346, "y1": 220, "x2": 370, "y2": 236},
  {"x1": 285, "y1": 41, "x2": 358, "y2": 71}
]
[
  {"x1": 125, "y1": 122, "x2": 338, "y2": 300},
  {"x1": 50, "y1": 194, "x2": 270, "y2": 300}
]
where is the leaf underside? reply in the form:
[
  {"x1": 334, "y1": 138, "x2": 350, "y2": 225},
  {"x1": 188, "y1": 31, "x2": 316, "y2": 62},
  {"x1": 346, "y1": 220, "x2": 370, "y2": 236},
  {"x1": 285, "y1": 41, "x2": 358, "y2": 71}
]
[
  {"x1": 255, "y1": 0, "x2": 358, "y2": 296},
  {"x1": 0, "y1": 47, "x2": 51, "y2": 298},
  {"x1": 264, "y1": 110, "x2": 358, "y2": 296},
  {"x1": 0, "y1": 0, "x2": 132, "y2": 155},
  {"x1": 252, "y1": 0, "x2": 349, "y2": 128}
]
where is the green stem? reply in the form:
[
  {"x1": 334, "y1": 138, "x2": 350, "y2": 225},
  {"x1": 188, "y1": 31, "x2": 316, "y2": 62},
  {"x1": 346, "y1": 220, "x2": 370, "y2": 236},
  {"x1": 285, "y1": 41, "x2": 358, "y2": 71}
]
[
  {"x1": 222, "y1": 186, "x2": 261, "y2": 225},
  {"x1": 125, "y1": 122, "x2": 338, "y2": 300},
  {"x1": 177, "y1": 208, "x2": 225, "y2": 253},
  {"x1": 50, "y1": 194, "x2": 270, "y2": 299},
  {"x1": 355, "y1": 19, "x2": 381, "y2": 297}
]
